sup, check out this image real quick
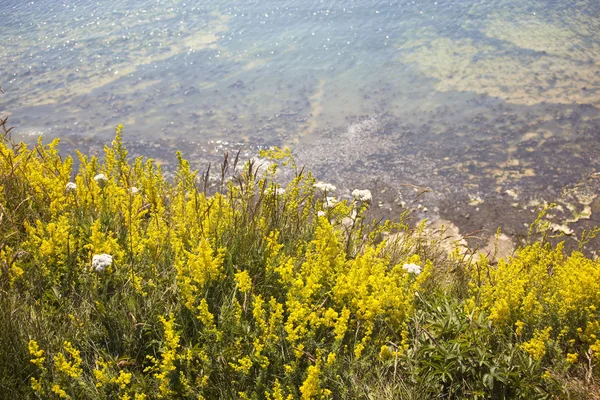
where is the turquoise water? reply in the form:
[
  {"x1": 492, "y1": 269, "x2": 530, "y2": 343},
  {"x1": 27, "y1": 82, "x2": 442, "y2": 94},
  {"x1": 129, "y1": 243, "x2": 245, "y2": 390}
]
[
  {"x1": 3, "y1": 0, "x2": 599, "y2": 141},
  {"x1": 2, "y1": 0, "x2": 600, "y2": 233}
]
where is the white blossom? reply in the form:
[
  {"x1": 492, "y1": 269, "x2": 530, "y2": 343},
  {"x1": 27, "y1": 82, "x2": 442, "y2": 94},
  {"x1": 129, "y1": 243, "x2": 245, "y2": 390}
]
[
  {"x1": 65, "y1": 182, "x2": 77, "y2": 192},
  {"x1": 402, "y1": 263, "x2": 422, "y2": 275},
  {"x1": 352, "y1": 189, "x2": 372, "y2": 203},
  {"x1": 325, "y1": 196, "x2": 338, "y2": 209},
  {"x1": 92, "y1": 254, "x2": 113, "y2": 272},
  {"x1": 317, "y1": 211, "x2": 326, "y2": 217},
  {"x1": 94, "y1": 173, "x2": 108, "y2": 187},
  {"x1": 129, "y1": 186, "x2": 140, "y2": 194},
  {"x1": 314, "y1": 182, "x2": 336, "y2": 192}
]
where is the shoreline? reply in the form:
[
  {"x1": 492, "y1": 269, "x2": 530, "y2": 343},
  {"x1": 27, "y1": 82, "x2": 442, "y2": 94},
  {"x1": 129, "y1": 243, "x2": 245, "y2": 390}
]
[{"x1": 16, "y1": 124, "x2": 598, "y2": 259}]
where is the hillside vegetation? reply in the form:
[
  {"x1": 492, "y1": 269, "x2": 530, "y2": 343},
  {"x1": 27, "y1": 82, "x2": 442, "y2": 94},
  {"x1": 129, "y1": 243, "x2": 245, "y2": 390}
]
[{"x1": 0, "y1": 119, "x2": 599, "y2": 399}]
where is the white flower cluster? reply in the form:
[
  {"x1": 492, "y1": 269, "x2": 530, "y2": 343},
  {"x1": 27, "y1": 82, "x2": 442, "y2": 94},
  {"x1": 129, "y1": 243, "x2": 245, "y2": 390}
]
[
  {"x1": 130, "y1": 186, "x2": 140, "y2": 195},
  {"x1": 92, "y1": 254, "x2": 113, "y2": 272},
  {"x1": 94, "y1": 173, "x2": 108, "y2": 187},
  {"x1": 317, "y1": 211, "x2": 326, "y2": 217},
  {"x1": 65, "y1": 182, "x2": 77, "y2": 192},
  {"x1": 314, "y1": 182, "x2": 336, "y2": 192},
  {"x1": 402, "y1": 263, "x2": 422, "y2": 275},
  {"x1": 352, "y1": 189, "x2": 372, "y2": 203}
]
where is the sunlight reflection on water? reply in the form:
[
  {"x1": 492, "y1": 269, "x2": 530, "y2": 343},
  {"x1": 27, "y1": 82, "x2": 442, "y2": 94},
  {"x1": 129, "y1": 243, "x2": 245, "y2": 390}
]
[{"x1": 2, "y1": 0, "x2": 597, "y2": 142}]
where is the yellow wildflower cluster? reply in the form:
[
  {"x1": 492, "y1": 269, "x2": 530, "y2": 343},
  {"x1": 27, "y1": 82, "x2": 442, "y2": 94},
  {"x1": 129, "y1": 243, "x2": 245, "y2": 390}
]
[
  {"x1": 147, "y1": 316, "x2": 180, "y2": 398},
  {"x1": 522, "y1": 327, "x2": 553, "y2": 361},
  {"x1": 54, "y1": 341, "x2": 83, "y2": 378},
  {"x1": 4, "y1": 125, "x2": 600, "y2": 398},
  {"x1": 235, "y1": 270, "x2": 253, "y2": 293},
  {"x1": 28, "y1": 340, "x2": 45, "y2": 368},
  {"x1": 472, "y1": 242, "x2": 600, "y2": 365},
  {"x1": 299, "y1": 364, "x2": 331, "y2": 399}
]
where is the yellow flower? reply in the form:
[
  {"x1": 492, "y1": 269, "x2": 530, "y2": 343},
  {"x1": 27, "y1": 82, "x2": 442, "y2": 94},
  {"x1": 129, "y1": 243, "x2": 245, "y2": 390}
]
[
  {"x1": 379, "y1": 345, "x2": 393, "y2": 360},
  {"x1": 28, "y1": 340, "x2": 45, "y2": 368},
  {"x1": 54, "y1": 341, "x2": 82, "y2": 378},
  {"x1": 229, "y1": 356, "x2": 253, "y2": 375},
  {"x1": 300, "y1": 366, "x2": 319, "y2": 399},
  {"x1": 354, "y1": 342, "x2": 365, "y2": 359},
  {"x1": 153, "y1": 316, "x2": 180, "y2": 398},
  {"x1": 542, "y1": 370, "x2": 552, "y2": 380},
  {"x1": 30, "y1": 377, "x2": 44, "y2": 394},
  {"x1": 515, "y1": 320, "x2": 525, "y2": 337},
  {"x1": 113, "y1": 370, "x2": 133, "y2": 389},
  {"x1": 51, "y1": 384, "x2": 70, "y2": 399},
  {"x1": 522, "y1": 327, "x2": 552, "y2": 361},
  {"x1": 235, "y1": 270, "x2": 252, "y2": 293},
  {"x1": 326, "y1": 352, "x2": 337, "y2": 365}
]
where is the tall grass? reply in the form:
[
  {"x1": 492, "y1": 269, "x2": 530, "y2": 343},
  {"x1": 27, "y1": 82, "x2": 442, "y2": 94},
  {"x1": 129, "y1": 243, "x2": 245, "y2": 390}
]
[{"x1": 0, "y1": 119, "x2": 598, "y2": 399}]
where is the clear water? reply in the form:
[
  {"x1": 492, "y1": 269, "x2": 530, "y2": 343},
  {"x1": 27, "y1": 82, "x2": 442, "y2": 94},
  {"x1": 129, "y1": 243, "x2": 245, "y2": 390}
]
[{"x1": 2, "y1": 0, "x2": 600, "y2": 230}]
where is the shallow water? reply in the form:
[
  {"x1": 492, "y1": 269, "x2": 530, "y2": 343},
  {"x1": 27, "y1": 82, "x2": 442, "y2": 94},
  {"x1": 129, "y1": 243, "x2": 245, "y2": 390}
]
[{"x1": 2, "y1": 0, "x2": 600, "y2": 247}]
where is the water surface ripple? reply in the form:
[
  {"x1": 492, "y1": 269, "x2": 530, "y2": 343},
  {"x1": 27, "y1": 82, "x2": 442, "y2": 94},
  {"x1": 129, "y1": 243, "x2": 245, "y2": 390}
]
[{"x1": 2, "y1": 0, "x2": 600, "y2": 246}]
